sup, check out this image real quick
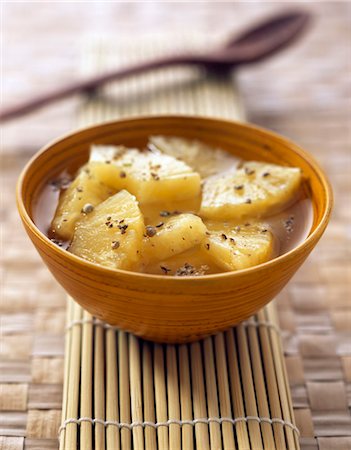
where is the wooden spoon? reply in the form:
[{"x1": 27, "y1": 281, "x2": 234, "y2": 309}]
[{"x1": 1, "y1": 10, "x2": 310, "y2": 122}]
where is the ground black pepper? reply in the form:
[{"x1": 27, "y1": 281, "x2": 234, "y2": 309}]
[
  {"x1": 111, "y1": 241, "x2": 120, "y2": 249},
  {"x1": 146, "y1": 226, "x2": 157, "y2": 237},
  {"x1": 81, "y1": 203, "x2": 94, "y2": 214},
  {"x1": 160, "y1": 265, "x2": 171, "y2": 274}
]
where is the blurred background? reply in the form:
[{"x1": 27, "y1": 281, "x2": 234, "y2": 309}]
[
  {"x1": 2, "y1": 2, "x2": 350, "y2": 152},
  {"x1": 1, "y1": 2, "x2": 350, "y2": 449}
]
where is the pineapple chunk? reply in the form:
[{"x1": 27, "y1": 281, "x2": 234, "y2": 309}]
[
  {"x1": 202, "y1": 224, "x2": 274, "y2": 271},
  {"x1": 87, "y1": 145, "x2": 128, "y2": 192},
  {"x1": 89, "y1": 145, "x2": 201, "y2": 203},
  {"x1": 51, "y1": 169, "x2": 113, "y2": 240},
  {"x1": 139, "y1": 196, "x2": 202, "y2": 227},
  {"x1": 142, "y1": 213, "x2": 207, "y2": 262},
  {"x1": 89, "y1": 144, "x2": 126, "y2": 163},
  {"x1": 143, "y1": 246, "x2": 221, "y2": 276},
  {"x1": 69, "y1": 190, "x2": 144, "y2": 270},
  {"x1": 149, "y1": 135, "x2": 239, "y2": 178},
  {"x1": 200, "y1": 161, "x2": 302, "y2": 220}
]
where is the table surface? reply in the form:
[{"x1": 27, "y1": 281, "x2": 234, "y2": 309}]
[{"x1": 1, "y1": 2, "x2": 350, "y2": 450}]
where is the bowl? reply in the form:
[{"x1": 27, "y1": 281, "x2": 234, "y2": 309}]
[{"x1": 17, "y1": 116, "x2": 332, "y2": 343}]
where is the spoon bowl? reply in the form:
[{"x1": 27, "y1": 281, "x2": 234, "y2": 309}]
[
  {"x1": 202, "y1": 10, "x2": 311, "y2": 70},
  {"x1": 225, "y1": 10, "x2": 310, "y2": 49}
]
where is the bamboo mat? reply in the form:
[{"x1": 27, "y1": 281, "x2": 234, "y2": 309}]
[
  {"x1": 59, "y1": 36, "x2": 299, "y2": 450},
  {"x1": 1, "y1": 10, "x2": 350, "y2": 449}
]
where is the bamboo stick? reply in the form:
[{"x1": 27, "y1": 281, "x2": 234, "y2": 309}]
[
  {"x1": 119, "y1": 331, "x2": 131, "y2": 450},
  {"x1": 129, "y1": 335, "x2": 144, "y2": 450},
  {"x1": 106, "y1": 327, "x2": 120, "y2": 450},
  {"x1": 203, "y1": 337, "x2": 222, "y2": 450},
  {"x1": 59, "y1": 299, "x2": 74, "y2": 450},
  {"x1": 142, "y1": 342, "x2": 157, "y2": 450},
  {"x1": 190, "y1": 342, "x2": 210, "y2": 450},
  {"x1": 214, "y1": 333, "x2": 236, "y2": 450},
  {"x1": 225, "y1": 329, "x2": 250, "y2": 450},
  {"x1": 123, "y1": 42, "x2": 141, "y2": 117},
  {"x1": 257, "y1": 309, "x2": 286, "y2": 448},
  {"x1": 246, "y1": 320, "x2": 276, "y2": 449},
  {"x1": 166, "y1": 346, "x2": 181, "y2": 450},
  {"x1": 200, "y1": 76, "x2": 213, "y2": 116},
  {"x1": 145, "y1": 40, "x2": 161, "y2": 116},
  {"x1": 154, "y1": 344, "x2": 169, "y2": 450},
  {"x1": 94, "y1": 323, "x2": 105, "y2": 450},
  {"x1": 80, "y1": 310, "x2": 93, "y2": 450},
  {"x1": 266, "y1": 304, "x2": 298, "y2": 449},
  {"x1": 236, "y1": 325, "x2": 264, "y2": 449},
  {"x1": 178, "y1": 345, "x2": 194, "y2": 450},
  {"x1": 64, "y1": 302, "x2": 82, "y2": 450}
]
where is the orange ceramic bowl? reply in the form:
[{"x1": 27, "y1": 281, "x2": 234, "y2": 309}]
[{"x1": 17, "y1": 116, "x2": 332, "y2": 343}]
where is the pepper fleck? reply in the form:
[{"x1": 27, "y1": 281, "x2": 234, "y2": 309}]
[
  {"x1": 146, "y1": 226, "x2": 157, "y2": 237},
  {"x1": 151, "y1": 172, "x2": 160, "y2": 181},
  {"x1": 111, "y1": 241, "x2": 120, "y2": 250},
  {"x1": 160, "y1": 265, "x2": 171, "y2": 274},
  {"x1": 118, "y1": 224, "x2": 128, "y2": 234},
  {"x1": 82, "y1": 203, "x2": 94, "y2": 214},
  {"x1": 50, "y1": 176, "x2": 72, "y2": 191},
  {"x1": 284, "y1": 216, "x2": 295, "y2": 233},
  {"x1": 244, "y1": 167, "x2": 255, "y2": 175},
  {"x1": 51, "y1": 238, "x2": 63, "y2": 247},
  {"x1": 175, "y1": 263, "x2": 208, "y2": 277}
]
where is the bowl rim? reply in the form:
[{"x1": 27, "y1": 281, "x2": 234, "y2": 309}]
[{"x1": 16, "y1": 114, "x2": 333, "y2": 283}]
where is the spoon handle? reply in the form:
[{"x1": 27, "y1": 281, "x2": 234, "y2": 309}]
[{"x1": 0, "y1": 54, "x2": 194, "y2": 123}]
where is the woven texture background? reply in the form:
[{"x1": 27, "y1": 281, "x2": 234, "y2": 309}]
[{"x1": 1, "y1": 3, "x2": 350, "y2": 450}]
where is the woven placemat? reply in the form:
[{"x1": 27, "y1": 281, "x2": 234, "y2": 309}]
[
  {"x1": 60, "y1": 300, "x2": 298, "y2": 450},
  {"x1": 58, "y1": 35, "x2": 299, "y2": 450}
]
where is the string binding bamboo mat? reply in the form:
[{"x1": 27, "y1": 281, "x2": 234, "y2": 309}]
[{"x1": 59, "y1": 35, "x2": 300, "y2": 450}]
